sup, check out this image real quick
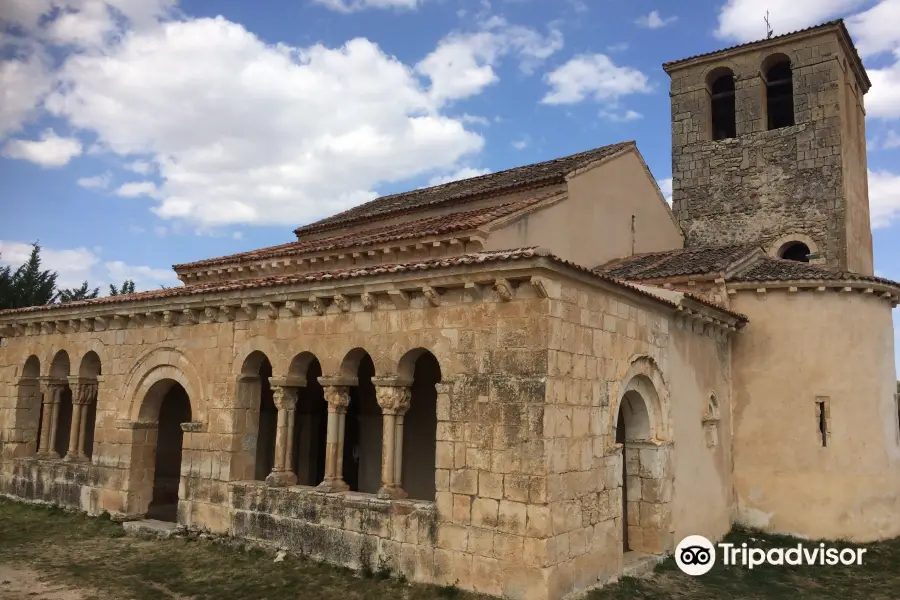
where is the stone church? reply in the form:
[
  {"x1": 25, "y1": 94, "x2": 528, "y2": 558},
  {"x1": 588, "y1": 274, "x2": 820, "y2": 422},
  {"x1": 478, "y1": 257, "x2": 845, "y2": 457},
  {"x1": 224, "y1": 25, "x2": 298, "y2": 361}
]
[{"x1": 1, "y1": 19, "x2": 897, "y2": 600}]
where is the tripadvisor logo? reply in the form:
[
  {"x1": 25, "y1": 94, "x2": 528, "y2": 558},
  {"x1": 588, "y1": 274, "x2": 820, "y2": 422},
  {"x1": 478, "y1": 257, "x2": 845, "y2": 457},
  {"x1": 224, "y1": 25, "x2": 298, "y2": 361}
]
[{"x1": 675, "y1": 535, "x2": 867, "y2": 576}]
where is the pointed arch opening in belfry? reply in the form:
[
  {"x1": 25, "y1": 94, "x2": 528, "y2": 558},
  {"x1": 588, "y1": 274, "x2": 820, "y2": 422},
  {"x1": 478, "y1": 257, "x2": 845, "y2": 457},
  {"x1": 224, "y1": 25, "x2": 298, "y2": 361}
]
[
  {"x1": 399, "y1": 348, "x2": 441, "y2": 501},
  {"x1": 289, "y1": 352, "x2": 328, "y2": 487},
  {"x1": 240, "y1": 351, "x2": 278, "y2": 481},
  {"x1": 341, "y1": 348, "x2": 381, "y2": 493},
  {"x1": 613, "y1": 362, "x2": 674, "y2": 557}
]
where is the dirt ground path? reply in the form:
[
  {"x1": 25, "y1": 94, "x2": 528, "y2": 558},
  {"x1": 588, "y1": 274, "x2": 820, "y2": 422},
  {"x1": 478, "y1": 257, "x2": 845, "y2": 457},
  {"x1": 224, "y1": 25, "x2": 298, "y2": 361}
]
[{"x1": 0, "y1": 564, "x2": 101, "y2": 600}]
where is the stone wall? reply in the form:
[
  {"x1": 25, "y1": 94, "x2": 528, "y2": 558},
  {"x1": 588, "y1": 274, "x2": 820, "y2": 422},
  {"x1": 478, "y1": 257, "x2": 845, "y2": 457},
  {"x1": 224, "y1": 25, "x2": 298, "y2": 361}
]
[{"x1": 666, "y1": 28, "x2": 873, "y2": 274}]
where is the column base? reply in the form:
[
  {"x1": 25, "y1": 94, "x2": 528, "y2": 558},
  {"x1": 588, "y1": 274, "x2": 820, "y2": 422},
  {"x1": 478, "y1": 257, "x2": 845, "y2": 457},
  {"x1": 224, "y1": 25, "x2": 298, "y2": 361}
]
[
  {"x1": 316, "y1": 478, "x2": 349, "y2": 493},
  {"x1": 376, "y1": 486, "x2": 408, "y2": 500},
  {"x1": 36, "y1": 451, "x2": 60, "y2": 460},
  {"x1": 265, "y1": 471, "x2": 298, "y2": 487},
  {"x1": 64, "y1": 453, "x2": 90, "y2": 463}
]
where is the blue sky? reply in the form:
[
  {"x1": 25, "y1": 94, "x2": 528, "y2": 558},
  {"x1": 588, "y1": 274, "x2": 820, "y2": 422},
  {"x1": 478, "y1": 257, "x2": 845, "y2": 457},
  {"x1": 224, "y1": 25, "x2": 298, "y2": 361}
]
[{"x1": 0, "y1": 0, "x2": 898, "y2": 372}]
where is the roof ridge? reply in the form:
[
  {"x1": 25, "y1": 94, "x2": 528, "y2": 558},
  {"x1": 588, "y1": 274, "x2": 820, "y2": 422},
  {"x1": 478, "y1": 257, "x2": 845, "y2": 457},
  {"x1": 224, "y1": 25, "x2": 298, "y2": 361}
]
[
  {"x1": 292, "y1": 140, "x2": 634, "y2": 236},
  {"x1": 175, "y1": 193, "x2": 559, "y2": 271}
]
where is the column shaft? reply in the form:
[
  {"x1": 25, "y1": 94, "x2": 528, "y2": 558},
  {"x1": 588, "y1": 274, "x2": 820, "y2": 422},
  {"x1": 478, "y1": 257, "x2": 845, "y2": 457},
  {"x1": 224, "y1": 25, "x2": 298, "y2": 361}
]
[
  {"x1": 65, "y1": 403, "x2": 84, "y2": 460},
  {"x1": 375, "y1": 384, "x2": 410, "y2": 500},
  {"x1": 265, "y1": 386, "x2": 298, "y2": 488},
  {"x1": 316, "y1": 385, "x2": 349, "y2": 493}
]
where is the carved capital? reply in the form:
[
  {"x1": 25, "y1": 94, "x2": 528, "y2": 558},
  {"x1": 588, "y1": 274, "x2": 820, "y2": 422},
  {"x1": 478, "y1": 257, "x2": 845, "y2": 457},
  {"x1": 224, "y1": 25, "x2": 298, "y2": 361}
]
[
  {"x1": 272, "y1": 386, "x2": 299, "y2": 411},
  {"x1": 375, "y1": 385, "x2": 411, "y2": 415},
  {"x1": 323, "y1": 386, "x2": 350, "y2": 411},
  {"x1": 69, "y1": 378, "x2": 98, "y2": 405},
  {"x1": 39, "y1": 378, "x2": 67, "y2": 403}
]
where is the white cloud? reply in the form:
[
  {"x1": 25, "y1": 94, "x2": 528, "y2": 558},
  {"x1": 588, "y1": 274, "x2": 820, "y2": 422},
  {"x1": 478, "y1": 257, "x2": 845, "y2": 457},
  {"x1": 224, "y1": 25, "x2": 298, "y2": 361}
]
[
  {"x1": 511, "y1": 137, "x2": 529, "y2": 150},
  {"x1": 459, "y1": 114, "x2": 490, "y2": 126},
  {"x1": 116, "y1": 181, "x2": 159, "y2": 198},
  {"x1": 0, "y1": 53, "x2": 54, "y2": 139},
  {"x1": 311, "y1": 0, "x2": 420, "y2": 12},
  {"x1": 600, "y1": 109, "x2": 643, "y2": 122},
  {"x1": 867, "y1": 53, "x2": 900, "y2": 119},
  {"x1": 126, "y1": 160, "x2": 154, "y2": 175},
  {"x1": 1, "y1": 129, "x2": 82, "y2": 167},
  {"x1": 847, "y1": 0, "x2": 900, "y2": 57},
  {"x1": 884, "y1": 131, "x2": 900, "y2": 148},
  {"x1": 77, "y1": 172, "x2": 112, "y2": 189},
  {"x1": 0, "y1": 239, "x2": 178, "y2": 291},
  {"x1": 607, "y1": 43, "x2": 630, "y2": 53},
  {"x1": 657, "y1": 177, "x2": 673, "y2": 204},
  {"x1": 869, "y1": 169, "x2": 900, "y2": 229},
  {"x1": 416, "y1": 16, "x2": 563, "y2": 103},
  {"x1": 428, "y1": 167, "x2": 491, "y2": 186},
  {"x1": 635, "y1": 10, "x2": 678, "y2": 29},
  {"x1": 23, "y1": 12, "x2": 490, "y2": 228},
  {"x1": 541, "y1": 54, "x2": 651, "y2": 105},
  {"x1": 714, "y1": 0, "x2": 866, "y2": 43}
]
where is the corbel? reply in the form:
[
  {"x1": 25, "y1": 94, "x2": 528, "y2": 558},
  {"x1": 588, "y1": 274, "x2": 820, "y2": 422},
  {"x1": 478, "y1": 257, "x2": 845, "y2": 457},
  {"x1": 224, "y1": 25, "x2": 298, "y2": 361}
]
[
  {"x1": 242, "y1": 303, "x2": 257, "y2": 320},
  {"x1": 448, "y1": 238, "x2": 463, "y2": 250},
  {"x1": 726, "y1": 288, "x2": 737, "y2": 297},
  {"x1": 162, "y1": 311, "x2": 176, "y2": 327},
  {"x1": 80, "y1": 318, "x2": 94, "y2": 332},
  {"x1": 13, "y1": 324, "x2": 25, "y2": 336},
  {"x1": 40, "y1": 322, "x2": 53, "y2": 335},
  {"x1": 880, "y1": 292, "x2": 893, "y2": 300},
  {"x1": 788, "y1": 286, "x2": 799, "y2": 294},
  {"x1": 285, "y1": 300, "x2": 302, "y2": 316},
  {"x1": 112, "y1": 314, "x2": 128, "y2": 329},
  {"x1": 367, "y1": 250, "x2": 377, "y2": 257},
  {"x1": 220, "y1": 305, "x2": 236, "y2": 322},
  {"x1": 310, "y1": 296, "x2": 327, "y2": 316},
  {"x1": 67, "y1": 319, "x2": 80, "y2": 333},
  {"x1": 128, "y1": 313, "x2": 143, "y2": 327},
  {"x1": 464, "y1": 281, "x2": 484, "y2": 301},
  {"x1": 0, "y1": 325, "x2": 12, "y2": 336},
  {"x1": 494, "y1": 278, "x2": 514, "y2": 302},
  {"x1": 93, "y1": 315, "x2": 108, "y2": 330},
  {"x1": 388, "y1": 289, "x2": 409, "y2": 309},
  {"x1": 204, "y1": 307, "x2": 218, "y2": 322},
  {"x1": 815, "y1": 286, "x2": 827, "y2": 294},
  {"x1": 334, "y1": 294, "x2": 351, "y2": 313},
  {"x1": 262, "y1": 302, "x2": 279, "y2": 320},
  {"x1": 361, "y1": 292, "x2": 376, "y2": 311},
  {"x1": 181, "y1": 309, "x2": 198, "y2": 325},
  {"x1": 755, "y1": 287, "x2": 767, "y2": 300},
  {"x1": 54, "y1": 320, "x2": 68, "y2": 334},
  {"x1": 530, "y1": 276, "x2": 549, "y2": 299},
  {"x1": 422, "y1": 286, "x2": 440, "y2": 307},
  {"x1": 841, "y1": 287, "x2": 853, "y2": 294}
]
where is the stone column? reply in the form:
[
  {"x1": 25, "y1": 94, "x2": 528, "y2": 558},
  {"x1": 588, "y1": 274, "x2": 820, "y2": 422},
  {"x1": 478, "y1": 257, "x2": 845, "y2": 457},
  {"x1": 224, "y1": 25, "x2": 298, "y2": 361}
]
[
  {"x1": 374, "y1": 382, "x2": 411, "y2": 500},
  {"x1": 265, "y1": 384, "x2": 299, "y2": 487},
  {"x1": 316, "y1": 384, "x2": 350, "y2": 493},
  {"x1": 36, "y1": 379, "x2": 65, "y2": 459},
  {"x1": 66, "y1": 377, "x2": 98, "y2": 462}
]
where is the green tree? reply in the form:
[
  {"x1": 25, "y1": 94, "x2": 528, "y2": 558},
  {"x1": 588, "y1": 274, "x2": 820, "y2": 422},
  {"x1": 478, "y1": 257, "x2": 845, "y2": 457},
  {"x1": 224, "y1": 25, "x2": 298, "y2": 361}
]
[
  {"x1": 0, "y1": 244, "x2": 58, "y2": 310},
  {"x1": 109, "y1": 280, "x2": 136, "y2": 296},
  {"x1": 56, "y1": 281, "x2": 100, "y2": 303}
]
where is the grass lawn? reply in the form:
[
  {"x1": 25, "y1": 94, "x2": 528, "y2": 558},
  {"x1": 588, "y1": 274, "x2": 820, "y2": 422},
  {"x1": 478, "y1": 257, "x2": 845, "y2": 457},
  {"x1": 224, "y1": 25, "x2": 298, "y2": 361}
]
[{"x1": 0, "y1": 498, "x2": 897, "y2": 599}]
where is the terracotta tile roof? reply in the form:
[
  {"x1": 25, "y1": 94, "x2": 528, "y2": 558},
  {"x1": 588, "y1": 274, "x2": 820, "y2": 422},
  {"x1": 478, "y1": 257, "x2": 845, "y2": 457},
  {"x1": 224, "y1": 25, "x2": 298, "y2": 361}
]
[
  {"x1": 729, "y1": 257, "x2": 900, "y2": 286},
  {"x1": 176, "y1": 193, "x2": 558, "y2": 271},
  {"x1": 596, "y1": 245, "x2": 759, "y2": 280},
  {"x1": 0, "y1": 247, "x2": 747, "y2": 324},
  {"x1": 293, "y1": 141, "x2": 634, "y2": 237},
  {"x1": 662, "y1": 19, "x2": 870, "y2": 89}
]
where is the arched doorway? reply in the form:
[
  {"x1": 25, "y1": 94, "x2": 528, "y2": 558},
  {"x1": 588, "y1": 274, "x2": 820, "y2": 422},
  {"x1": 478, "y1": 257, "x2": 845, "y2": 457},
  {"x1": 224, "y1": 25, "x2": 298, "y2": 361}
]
[
  {"x1": 16, "y1": 356, "x2": 42, "y2": 456},
  {"x1": 236, "y1": 351, "x2": 278, "y2": 481},
  {"x1": 77, "y1": 351, "x2": 102, "y2": 459},
  {"x1": 134, "y1": 379, "x2": 193, "y2": 522},
  {"x1": 48, "y1": 350, "x2": 73, "y2": 459},
  {"x1": 613, "y1": 364, "x2": 674, "y2": 556}
]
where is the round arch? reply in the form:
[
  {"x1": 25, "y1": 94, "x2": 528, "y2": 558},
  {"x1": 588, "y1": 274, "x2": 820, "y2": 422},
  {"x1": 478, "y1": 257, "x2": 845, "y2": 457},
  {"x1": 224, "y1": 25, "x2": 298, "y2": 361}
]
[
  {"x1": 21, "y1": 355, "x2": 41, "y2": 379},
  {"x1": 705, "y1": 65, "x2": 735, "y2": 91},
  {"x1": 699, "y1": 59, "x2": 741, "y2": 83},
  {"x1": 48, "y1": 350, "x2": 71, "y2": 379},
  {"x1": 339, "y1": 347, "x2": 373, "y2": 382},
  {"x1": 768, "y1": 233, "x2": 820, "y2": 261},
  {"x1": 761, "y1": 52, "x2": 793, "y2": 77},
  {"x1": 287, "y1": 351, "x2": 320, "y2": 381},
  {"x1": 396, "y1": 347, "x2": 444, "y2": 385},
  {"x1": 123, "y1": 347, "x2": 206, "y2": 423},
  {"x1": 232, "y1": 336, "x2": 286, "y2": 377},
  {"x1": 78, "y1": 351, "x2": 102, "y2": 378},
  {"x1": 609, "y1": 355, "x2": 670, "y2": 443}
]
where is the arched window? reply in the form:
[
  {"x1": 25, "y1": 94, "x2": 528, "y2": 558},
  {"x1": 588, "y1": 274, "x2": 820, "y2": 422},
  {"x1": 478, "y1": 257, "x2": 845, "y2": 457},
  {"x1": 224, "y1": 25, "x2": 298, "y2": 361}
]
[
  {"x1": 764, "y1": 56, "x2": 794, "y2": 130},
  {"x1": 708, "y1": 68, "x2": 736, "y2": 141},
  {"x1": 779, "y1": 241, "x2": 811, "y2": 263}
]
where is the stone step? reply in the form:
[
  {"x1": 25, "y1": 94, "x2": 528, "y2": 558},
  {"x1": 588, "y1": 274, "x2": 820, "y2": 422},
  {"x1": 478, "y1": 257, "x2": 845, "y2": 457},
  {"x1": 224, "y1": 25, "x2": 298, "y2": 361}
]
[
  {"x1": 621, "y1": 551, "x2": 665, "y2": 579},
  {"x1": 122, "y1": 519, "x2": 178, "y2": 539}
]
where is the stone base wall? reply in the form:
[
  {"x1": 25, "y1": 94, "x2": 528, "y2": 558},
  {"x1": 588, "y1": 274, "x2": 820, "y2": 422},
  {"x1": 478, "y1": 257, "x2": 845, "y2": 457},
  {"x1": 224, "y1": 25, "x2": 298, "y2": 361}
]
[{"x1": 230, "y1": 483, "x2": 438, "y2": 580}]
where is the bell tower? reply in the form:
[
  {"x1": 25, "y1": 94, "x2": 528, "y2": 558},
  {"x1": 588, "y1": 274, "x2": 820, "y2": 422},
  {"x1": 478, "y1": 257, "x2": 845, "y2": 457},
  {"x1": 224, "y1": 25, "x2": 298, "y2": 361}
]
[{"x1": 662, "y1": 20, "x2": 874, "y2": 275}]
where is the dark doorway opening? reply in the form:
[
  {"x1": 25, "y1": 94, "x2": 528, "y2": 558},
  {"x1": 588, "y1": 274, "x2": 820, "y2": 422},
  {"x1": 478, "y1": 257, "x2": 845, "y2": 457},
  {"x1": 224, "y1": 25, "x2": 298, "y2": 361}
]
[
  {"x1": 53, "y1": 387, "x2": 73, "y2": 458},
  {"x1": 342, "y1": 354, "x2": 381, "y2": 493},
  {"x1": 616, "y1": 407, "x2": 630, "y2": 552},
  {"x1": 254, "y1": 358, "x2": 278, "y2": 481},
  {"x1": 148, "y1": 383, "x2": 191, "y2": 522},
  {"x1": 293, "y1": 358, "x2": 328, "y2": 486}
]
